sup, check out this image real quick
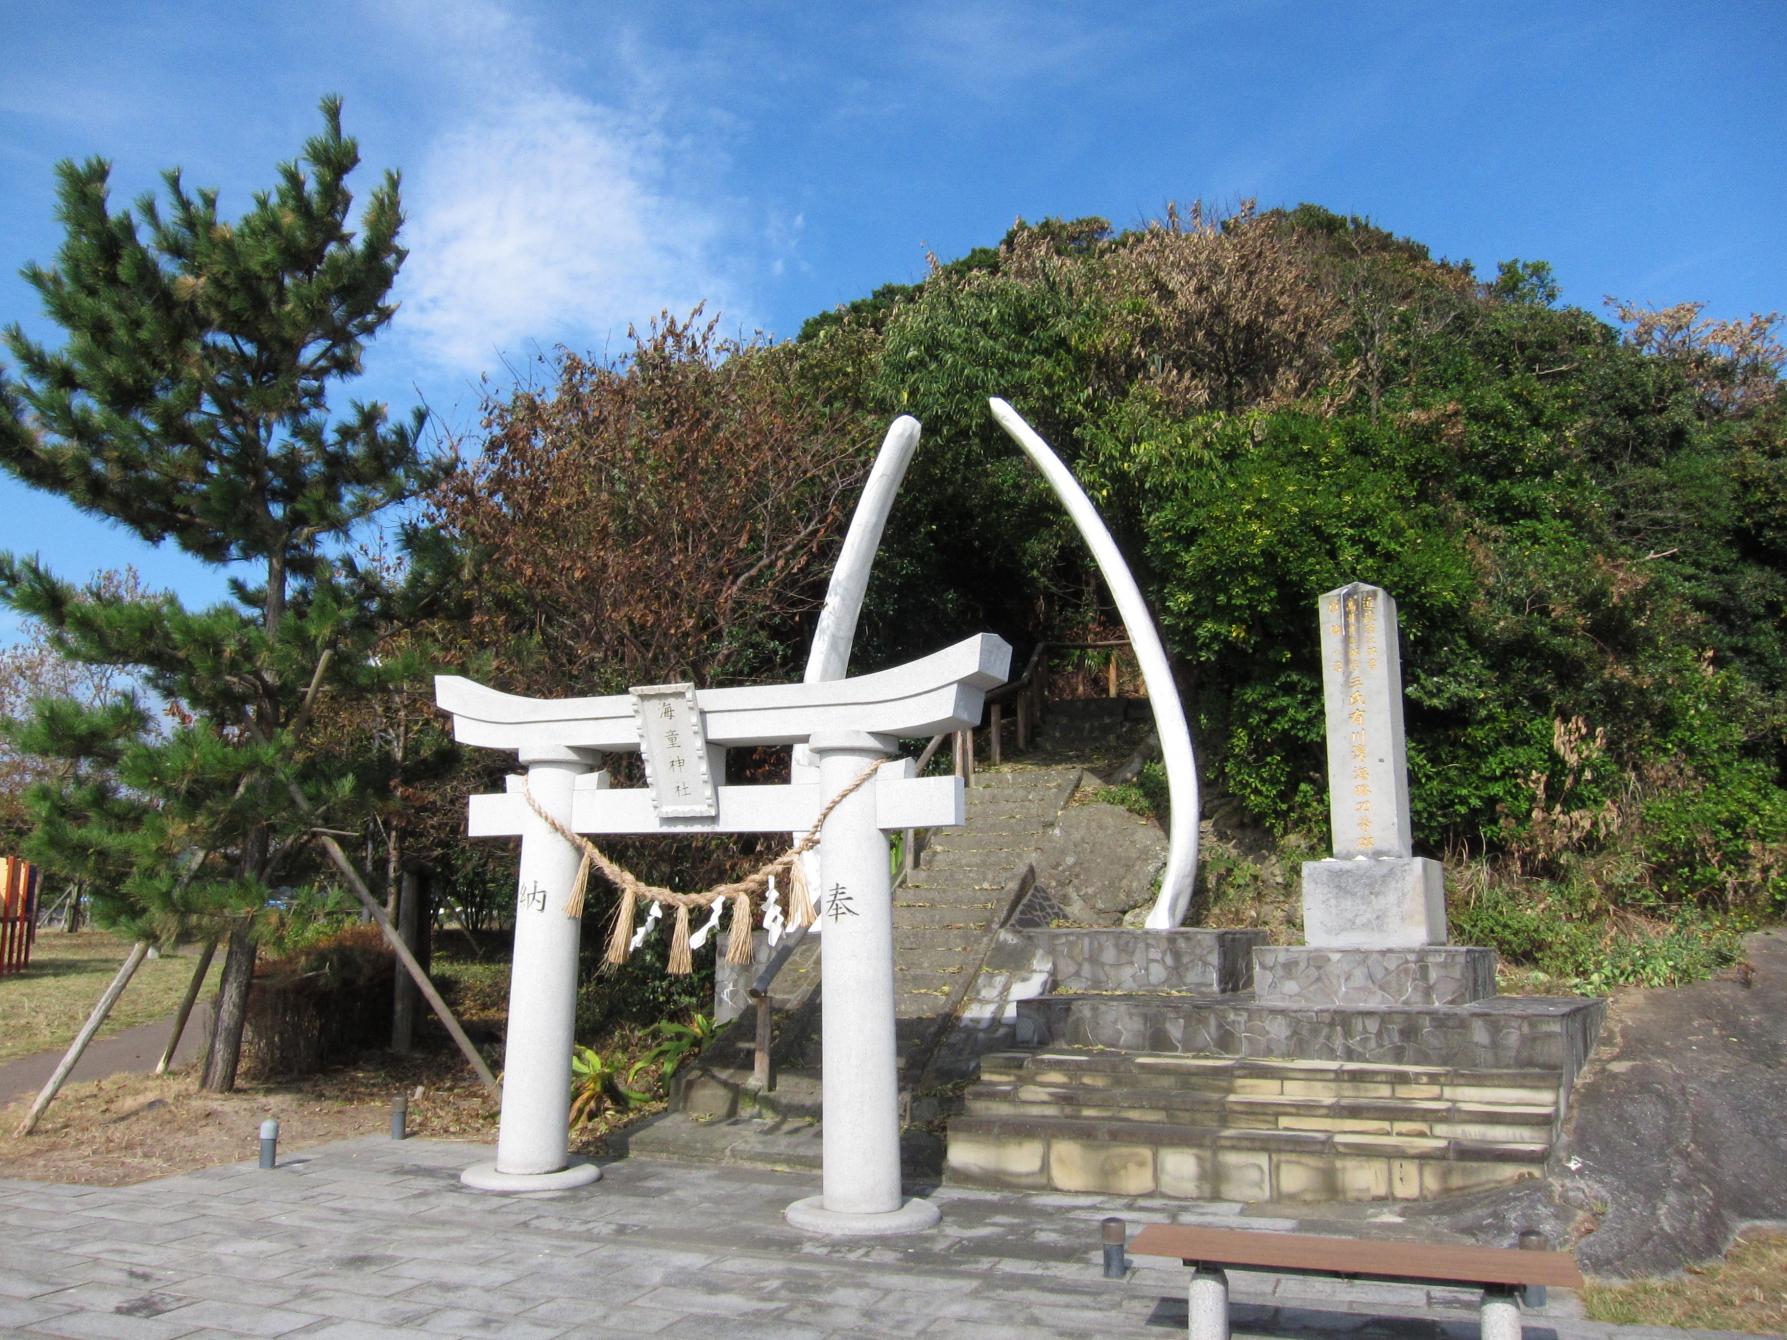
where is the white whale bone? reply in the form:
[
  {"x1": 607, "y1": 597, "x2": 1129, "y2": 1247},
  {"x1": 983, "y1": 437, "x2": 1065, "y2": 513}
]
[
  {"x1": 987, "y1": 397, "x2": 1200, "y2": 928},
  {"x1": 792, "y1": 415, "x2": 924, "y2": 907}
]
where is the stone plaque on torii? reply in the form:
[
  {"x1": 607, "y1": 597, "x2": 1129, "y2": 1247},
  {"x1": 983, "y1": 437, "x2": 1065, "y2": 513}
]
[{"x1": 435, "y1": 632, "x2": 1010, "y2": 1233}]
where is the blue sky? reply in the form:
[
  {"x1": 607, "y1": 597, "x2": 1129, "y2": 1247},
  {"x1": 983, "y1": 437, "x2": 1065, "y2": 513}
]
[{"x1": 1, "y1": 1, "x2": 1782, "y2": 630}]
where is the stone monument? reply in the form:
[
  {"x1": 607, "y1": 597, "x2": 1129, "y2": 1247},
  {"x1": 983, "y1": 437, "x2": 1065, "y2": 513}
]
[{"x1": 1254, "y1": 583, "x2": 1495, "y2": 1008}]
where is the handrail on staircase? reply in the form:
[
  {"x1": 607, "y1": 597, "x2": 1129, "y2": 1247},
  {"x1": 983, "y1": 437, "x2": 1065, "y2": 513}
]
[{"x1": 978, "y1": 637, "x2": 1132, "y2": 766}]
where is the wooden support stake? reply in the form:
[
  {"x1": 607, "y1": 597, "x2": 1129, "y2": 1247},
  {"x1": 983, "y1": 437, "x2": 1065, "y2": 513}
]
[
  {"x1": 303, "y1": 817, "x2": 501, "y2": 1101},
  {"x1": 155, "y1": 939, "x2": 217, "y2": 1074},
  {"x1": 1108, "y1": 650, "x2": 1120, "y2": 698},
  {"x1": 17, "y1": 941, "x2": 150, "y2": 1135},
  {"x1": 990, "y1": 703, "x2": 1003, "y2": 765},
  {"x1": 753, "y1": 994, "x2": 773, "y2": 1090}
]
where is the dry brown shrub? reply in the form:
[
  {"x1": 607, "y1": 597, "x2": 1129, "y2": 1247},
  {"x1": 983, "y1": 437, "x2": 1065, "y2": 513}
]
[
  {"x1": 1607, "y1": 297, "x2": 1784, "y2": 416},
  {"x1": 435, "y1": 309, "x2": 868, "y2": 697},
  {"x1": 1095, "y1": 200, "x2": 1346, "y2": 415},
  {"x1": 240, "y1": 924, "x2": 395, "y2": 1079}
]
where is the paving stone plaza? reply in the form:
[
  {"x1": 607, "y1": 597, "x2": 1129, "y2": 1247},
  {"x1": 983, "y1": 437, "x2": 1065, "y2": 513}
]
[{"x1": 0, "y1": 1135, "x2": 1753, "y2": 1339}]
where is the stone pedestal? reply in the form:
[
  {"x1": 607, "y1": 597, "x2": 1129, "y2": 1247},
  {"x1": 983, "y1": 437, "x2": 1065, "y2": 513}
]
[
  {"x1": 463, "y1": 747, "x2": 602, "y2": 1192},
  {"x1": 784, "y1": 731, "x2": 939, "y2": 1237},
  {"x1": 1301, "y1": 856, "x2": 1446, "y2": 949},
  {"x1": 1253, "y1": 946, "x2": 1495, "y2": 1007}
]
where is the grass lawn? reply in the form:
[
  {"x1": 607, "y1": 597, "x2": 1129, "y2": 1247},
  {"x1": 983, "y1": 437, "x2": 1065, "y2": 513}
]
[
  {"x1": 1585, "y1": 1231, "x2": 1787, "y2": 1335},
  {"x1": 0, "y1": 928, "x2": 223, "y2": 1062}
]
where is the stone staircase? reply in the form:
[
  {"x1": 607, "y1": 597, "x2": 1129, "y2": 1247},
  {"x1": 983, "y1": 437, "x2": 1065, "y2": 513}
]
[
  {"x1": 948, "y1": 1049, "x2": 1561, "y2": 1202},
  {"x1": 941, "y1": 936, "x2": 1603, "y2": 1203},
  {"x1": 628, "y1": 758, "x2": 1088, "y2": 1168}
]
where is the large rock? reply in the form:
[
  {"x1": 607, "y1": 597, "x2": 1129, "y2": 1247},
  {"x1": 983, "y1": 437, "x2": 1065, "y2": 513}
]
[
  {"x1": 1027, "y1": 800, "x2": 1168, "y2": 926},
  {"x1": 1555, "y1": 926, "x2": 1787, "y2": 1276}
]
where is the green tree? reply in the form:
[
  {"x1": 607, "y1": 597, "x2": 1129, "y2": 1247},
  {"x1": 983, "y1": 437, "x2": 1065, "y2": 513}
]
[{"x1": 0, "y1": 96, "x2": 435, "y2": 1090}]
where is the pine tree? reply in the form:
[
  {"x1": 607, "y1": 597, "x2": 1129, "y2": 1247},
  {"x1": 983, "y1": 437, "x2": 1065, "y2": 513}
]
[{"x1": 0, "y1": 97, "x2": 436, "y2": 1090}]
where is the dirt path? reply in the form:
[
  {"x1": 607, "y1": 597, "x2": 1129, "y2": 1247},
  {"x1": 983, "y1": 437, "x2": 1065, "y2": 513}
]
[{"x1": 0, "y1": 1013, "x2": 206, "y2": 1105}]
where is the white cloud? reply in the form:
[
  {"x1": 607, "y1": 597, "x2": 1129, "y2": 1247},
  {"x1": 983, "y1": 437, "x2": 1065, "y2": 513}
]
[
  {"x1": 389, "y1": 8, "x2": 756, "y2": 377},
  {"x1": 901, "y1": 1, "x2": 1119, "y2": 96}
]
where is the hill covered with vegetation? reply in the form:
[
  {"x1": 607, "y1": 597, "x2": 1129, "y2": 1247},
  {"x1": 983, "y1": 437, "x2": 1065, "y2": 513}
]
[{"x1": 440, "y1": 202, "x2": 1783, "y2": 989}]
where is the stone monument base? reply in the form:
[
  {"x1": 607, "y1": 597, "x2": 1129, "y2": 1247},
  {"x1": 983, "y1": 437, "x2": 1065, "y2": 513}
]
[
  {"x1": 941, "y1": 928, "x2": 1605, "y2": 1205},
  {"x1": 1253, "y1": 946, "x2": 1496, "y2": 1007},
  {"x1": 1301, "y1": 856, "x2": 1446, "y2": 948}
]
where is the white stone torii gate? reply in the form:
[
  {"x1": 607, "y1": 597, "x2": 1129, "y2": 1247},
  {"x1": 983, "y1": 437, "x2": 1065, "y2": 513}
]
[{"x1": 436, "y1": 632, "x2": 1010, "y2": 1234}]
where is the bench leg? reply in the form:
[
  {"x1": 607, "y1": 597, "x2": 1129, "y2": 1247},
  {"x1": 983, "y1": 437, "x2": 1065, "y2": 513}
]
[
  {"x1": 1188, "y1": 1266, "x2": 1229, "y2": 1340},
  {"x1": 1480, "y1": 1285, "x2": 1521, "y2": 1340}
]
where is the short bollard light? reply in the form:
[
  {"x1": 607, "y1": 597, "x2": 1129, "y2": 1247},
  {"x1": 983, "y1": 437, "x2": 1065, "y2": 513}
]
[
  {"x1": 391, "y1": 1094, "x2": 409, "y2": 1141},
  {"x1": 258, "y1": 1117, "x2": 279, "y2": 1169},
  {"x1": 1102, "y1": 1216, "x2": 1128, "y2": 1279}
]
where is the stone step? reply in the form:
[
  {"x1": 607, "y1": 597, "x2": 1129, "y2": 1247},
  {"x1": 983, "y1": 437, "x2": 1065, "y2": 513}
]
[
  {"x1": 974, "y1": 1049, "x2": 1563, "y2": 1107},
  {"x1": 925, "y1": 833, "x2": 1043, "y2": 858},
  {"x1": 623, "y1": 1110, "x2": 826, "y2": 1172},
  {"x1": 891, "y1": 903, "x2": 997, "y2": 928},
  {"x1": 900, "y1": 861, "x2": 1020, "y2": 887},
  {"x1": 675, "y1": 1065, "x2": 824, "y2": 1121},
  {"x1": 893, "y1": 947, "x2": 978, "y2": 973},
  {"x1": 896, "y1": 990, "x2": 959, "y2": 1016},
  {"x1": 944, "y1": 1112, "x2": 1549, "y2": 1202},
  {"x1": 1018, "y1": 993, "x2": 1606, "y2": 1089},
  {"x1": 891, "y1": 926, "x2": 987, "y2": 952},
  {"x1": 896, "y1": 979, "x2": 967, "y2": 999},
  {"x1": 968, "y1": 765, "x2": 1082, "y2": 789},
  {"x1": 901, "y1": 872, "x2": 1019, "y2": 893},
  {"x1": 962, "y1": 1084, "x2": 1556, "y2": 1142},
  {"x1": 937, "y1": 819, "x2": 1053, "y2": 841},
  {"x1": 964, "y1": 787, "x2": 1066, "y2": 808}
]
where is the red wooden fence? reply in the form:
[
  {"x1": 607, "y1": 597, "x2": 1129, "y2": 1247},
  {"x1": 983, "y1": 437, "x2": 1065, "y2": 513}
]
[{"x1": 1, "y1": 857, "x2": 40, "y2": 977}]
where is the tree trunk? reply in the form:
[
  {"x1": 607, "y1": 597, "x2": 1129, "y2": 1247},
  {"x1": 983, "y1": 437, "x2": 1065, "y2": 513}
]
[
  {"x1": 16, "y1": 941, "x2": 150, "y2": 1135},
  {"x1": 390, "y1": 867, "x2": 418, "y2": 1054},
  {"x1": 264, "y1": 545, "x2": 286, "y2": 639},
  {"x1": 415, "y1": 866, "x2": 433, "y2": 978},
  {"x1": 156, "y1": 939, "x2": 217, "y2": 1074},
  {"x1": 202, "y1": 920, "x2": 257, "y2": 1092}
]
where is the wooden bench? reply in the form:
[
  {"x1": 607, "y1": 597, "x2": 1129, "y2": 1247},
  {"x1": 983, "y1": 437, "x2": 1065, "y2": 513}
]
[{"x1": 1130, "y1": 1223, "x2": 1583, "y2": 1340}]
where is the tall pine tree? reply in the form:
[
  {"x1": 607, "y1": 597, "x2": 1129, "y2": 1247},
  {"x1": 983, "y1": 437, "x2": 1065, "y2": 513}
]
[{"x1": 0, "y1": 97, "x2": 436, "y2": 1090}]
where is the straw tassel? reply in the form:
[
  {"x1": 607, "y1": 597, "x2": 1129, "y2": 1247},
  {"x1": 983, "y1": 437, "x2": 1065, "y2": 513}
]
[
  {"x1": 565, "y1": 847, "x2": 593, "y2": 920},
  {"x1": 725, "y1": 892, "x2": 753, "y2": 966},
  {"x1": 668, "y1": 903, "x2": 694, "y2": 975},
  {"x1": 604, "y1": 886, "x2": 637, "y2": 965},
  {"x1": 786, "y1": 857, "x2": 816, "y2": 928}
]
